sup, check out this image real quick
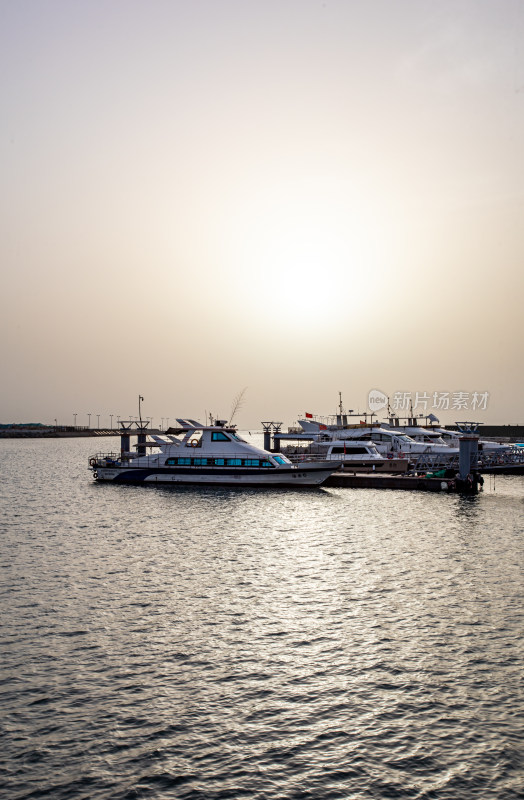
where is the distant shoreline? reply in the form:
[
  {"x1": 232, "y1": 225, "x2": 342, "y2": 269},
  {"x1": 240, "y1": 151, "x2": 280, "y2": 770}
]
[
  {"x1": 1, "y1": 424, "x2": 523, "y2": 441},
  {"x1": 0, "y1": 427, "x2": 119, "y2": 438}
]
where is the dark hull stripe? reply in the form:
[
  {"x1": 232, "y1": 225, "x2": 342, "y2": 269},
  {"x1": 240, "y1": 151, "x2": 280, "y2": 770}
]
[
  {"x1": 112, "y1": 477, "x2": 325, "y2": 487},
  {"x1": 95, "y1": 465, "x2": 334, "y2": 485}
]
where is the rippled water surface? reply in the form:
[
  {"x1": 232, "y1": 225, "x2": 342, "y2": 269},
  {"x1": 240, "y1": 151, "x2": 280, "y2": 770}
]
[{"x1": 1, "y1": 437, "x2": 523, "y2": 800}]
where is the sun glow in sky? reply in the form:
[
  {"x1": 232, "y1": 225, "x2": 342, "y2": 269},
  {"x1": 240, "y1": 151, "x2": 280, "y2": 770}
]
[
  {"x1": 1, "y1": 0, "x2": 524, "y2": 427},
  {"x1": 224, "y1": 175, "x2": 393, "y2": 325}
]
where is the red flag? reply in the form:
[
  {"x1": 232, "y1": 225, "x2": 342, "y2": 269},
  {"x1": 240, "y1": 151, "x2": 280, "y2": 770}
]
[
  {"x1": 319, "y1": 424, "x2": 327, "y2": 430},
  {"x1": 305, "y1": 412, "x2": 313, "y2": 418}
]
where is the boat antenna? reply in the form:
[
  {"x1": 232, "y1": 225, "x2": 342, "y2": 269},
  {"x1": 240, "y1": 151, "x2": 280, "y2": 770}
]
[
  {"x1": 139, "y1": 395, "x2": 144, "y2": 427},
  {"x1": 229, "y1": 387, "x2": 247, "y2": 426},
  {"x1": 338, "y1": 391, "x2": 343, "y2": 416}
]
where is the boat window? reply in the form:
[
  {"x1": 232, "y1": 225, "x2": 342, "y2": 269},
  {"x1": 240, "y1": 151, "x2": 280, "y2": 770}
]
[
  {"x1": 226, "y1": 458, "x2": 242, "y2": 466},
  {"x1": 178, "y1": 457, "x2": 191, "y2": 465},
  {"x1": 244, "y1": 459, "x2": 260, "y2": 466},
  {"x1": 165, "y1": 458, "x2": 177, "y2": 465},
  {"x1": 229, "y1": 432, "x2": 245, "y2": 442},
  {"x1": 273, "y1": 456, "x2": 287, "y2": 465},
  {"x1": 332, "y1": 446, "x2": 369, "y2": 455},
  {"x1": 260, "y1": 460, "x2": 272, "y2": 467},
  {"x1": 214, "y1": 458, "x2": 225, "y2": 466},
  {"x1": 211, "y1": 431, "x2": 230, "y2": 442},
  {"x1": 193, "y1": 458, "x2": 208, "y2": 465}
]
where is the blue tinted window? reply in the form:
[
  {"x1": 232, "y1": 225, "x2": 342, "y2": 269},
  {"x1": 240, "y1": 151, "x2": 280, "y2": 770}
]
[
  {"x1": 260, "y1": 460, "x2": 272, "y2": 467},
  {"x1": 211, "y1": 432, "x2": 230, "y2": 441},
  {"x1": 166, "y1": 458, "x2": 176, "y2": 466},
  {"x1": 178, "y1": 457, "x2": 191, "y2": 465},
  {"x1": 244, "y1": 459, "x2": 260, "y2": 467},
  {"x1": 214, "y1": 458, "x2": 225, "y2": 466},
  {"x1": 273, "y1": 456, "x2": 287, "y2": 465},
  {"x1": 193, "y1": 458, "x2": 208, "y2": 465},
  {"x1": 226, "y1": 458, "x2": 242, "y2": 466}
]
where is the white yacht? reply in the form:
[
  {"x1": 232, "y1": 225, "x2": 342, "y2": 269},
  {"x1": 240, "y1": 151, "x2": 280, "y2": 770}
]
[
  {"x1": 304, "y1": 440, "x2": 408, "y2": 472},
  {"x1": 89, "y1": 420, "x2": 340, "y2": 487},
  {"x1": 384, "y1": 416, "x2": 511, "y2": 453},
  {"x1": 297, "y1": 418, "x2": 455, "y2": 456},
  {"x1": 382, "y1": 422, "x2": 452, "y2": 449},
  {"x1": 428, "y1": 425, "x2": 510, "y2": 453}
]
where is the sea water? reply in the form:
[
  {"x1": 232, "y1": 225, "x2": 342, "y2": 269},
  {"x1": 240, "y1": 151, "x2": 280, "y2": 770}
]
[{"x1": 1, "y1": 436, "x2": 523, "y2": 799}]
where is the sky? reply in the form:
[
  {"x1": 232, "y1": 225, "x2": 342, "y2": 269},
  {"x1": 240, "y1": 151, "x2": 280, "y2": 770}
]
[{"x1": 1, "y1": 0, "x2": 523, "y2": 429}]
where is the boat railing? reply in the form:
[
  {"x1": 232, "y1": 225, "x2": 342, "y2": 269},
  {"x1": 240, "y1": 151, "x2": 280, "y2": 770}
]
[
  {"x1": 406, "y1": 447, "x2": 524, "y2": 474},
  {"x1": 89, "y1": 445, "x2": 524, "y2": 472},
  {"x1": 89, "y1": 451, "x2": 279, "y2": 468},
  {"x1": 89, "y1": 451, "x2": 121, "y2": 460},
  {"x1": 474, "y1": 448, "x2": 524, "y2": 468},
  {"x1": 406, "y1": 452, "x2": 459, "y2": 474},
  {"x1": 285, "y1": 449, "x2": 321, "y2": 462},
  {"x1": 287, "y1": 446, "x2": 524, "y2": 473}
]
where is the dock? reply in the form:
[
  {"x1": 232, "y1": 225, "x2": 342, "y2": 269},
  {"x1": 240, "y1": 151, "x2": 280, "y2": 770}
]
[
  {"x1": 325, "y1": 472, "x2": 460, "y2": 492},
  {"x1": 263, "y1": 420, "x2": 524, "y2": 492}
]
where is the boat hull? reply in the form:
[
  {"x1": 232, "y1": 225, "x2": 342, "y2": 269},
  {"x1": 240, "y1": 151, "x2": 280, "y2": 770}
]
[{"x1": 92, "y1": 462, "x2": 337, "y2": 487}]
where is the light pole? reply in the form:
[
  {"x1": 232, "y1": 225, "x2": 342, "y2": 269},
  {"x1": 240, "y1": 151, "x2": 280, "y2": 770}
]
[
  {"x1": 110, "y1": 414, "x2": 113, "y2": 429},
  {"x1": 88, "y1": 413, "x2": 91, "y2": 428},
  {"x1": 166, "y1": 417, "x2": 169, "y2": 429},
  {"x1": 73, "y1": 413, "x2": 77, "y2": 427},
  {"x1": 97, "y1": 414, "x2": 100, "y2": 429},
  {"x1": 161, "y1": 417, "x2": 164, "y2": 430}
]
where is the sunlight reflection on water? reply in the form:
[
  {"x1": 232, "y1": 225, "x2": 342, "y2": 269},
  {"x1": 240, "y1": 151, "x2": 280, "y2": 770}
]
[{"x1": 1, "y1": 437, "x2": 523, "y2": 800}]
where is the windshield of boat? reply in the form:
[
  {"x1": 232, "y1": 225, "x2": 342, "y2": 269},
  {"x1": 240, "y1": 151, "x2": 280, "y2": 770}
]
[
  {"x1": 396, "y1": 434, "x2": 415, "y2": 443},
  {"x1": 424, "y1": 434, "x2": 446, "y2": 444}
]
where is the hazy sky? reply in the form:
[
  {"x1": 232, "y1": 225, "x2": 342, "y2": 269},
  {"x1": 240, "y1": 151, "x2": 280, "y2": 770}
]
[{"x1": 2, "y1": 0, "x2": 523, "y2": 428}]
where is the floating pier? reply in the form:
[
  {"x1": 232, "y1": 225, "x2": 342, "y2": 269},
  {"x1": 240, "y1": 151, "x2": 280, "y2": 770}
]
[
  {"x1": 265, "y1": 421, "x2": 524, "y2": 493},
  {"x1": 325, "y1": 473, "x2": 460, "y2": 492}
]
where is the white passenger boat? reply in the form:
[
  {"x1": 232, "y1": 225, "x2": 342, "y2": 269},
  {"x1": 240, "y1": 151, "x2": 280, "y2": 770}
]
[{"x1": 88, "y1": 419, "x2": 340, "y2": 487}]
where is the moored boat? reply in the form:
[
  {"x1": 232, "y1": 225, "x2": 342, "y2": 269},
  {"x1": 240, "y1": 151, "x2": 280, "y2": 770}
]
[
  {"x1": 297, "y1": 416, "x2": 455, "y2": 456},
  {"x1": 89, "y1": 419, "x2": 340, "y2": 487},
  {"x1": 282, "y1": 439, "x2": 409, "y2": 473}
]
